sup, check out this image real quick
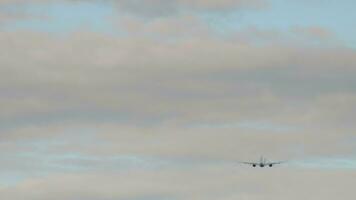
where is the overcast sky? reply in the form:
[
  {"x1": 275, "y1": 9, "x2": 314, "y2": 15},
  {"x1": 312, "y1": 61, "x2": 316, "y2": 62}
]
[{"x1": 0, "y1": 0, "x2": 356, "y2": 199}]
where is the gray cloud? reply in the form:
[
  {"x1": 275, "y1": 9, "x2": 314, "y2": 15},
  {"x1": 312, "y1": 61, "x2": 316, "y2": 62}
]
[
  {"x1": 0, "y1": 167, "x2": 355, "y2": 200},
  {"x1": 0, "y1": 3, "x2": 355, "y2": 198},
  {"x1": 291, "y1": 26, "x2": 336, "y2": 41},
  {"x1": 0, "y1": 29, "x2": 355, "y2": 123},
  {"x1": 112, "y1": 0, "x2": 268, "y2": 17},
  {"x1": 0, "y1": 0, "x2": 268, "y2": 19}
]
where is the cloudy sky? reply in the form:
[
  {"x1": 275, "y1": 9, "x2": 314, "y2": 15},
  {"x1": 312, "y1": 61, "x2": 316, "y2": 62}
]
[{"x1": 0, "y1": 0, "x2": 356, "y2": 199}]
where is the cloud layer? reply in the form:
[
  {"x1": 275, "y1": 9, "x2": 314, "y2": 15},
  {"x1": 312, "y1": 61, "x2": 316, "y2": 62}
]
[{"x1": 0, "y1": 0, "x2": 356, "y2": 199}]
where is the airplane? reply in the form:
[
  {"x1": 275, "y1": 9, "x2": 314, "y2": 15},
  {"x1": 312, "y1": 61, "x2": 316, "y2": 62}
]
[{"x1": 240, "y1": 156, "x2": 284, "y2": 167}]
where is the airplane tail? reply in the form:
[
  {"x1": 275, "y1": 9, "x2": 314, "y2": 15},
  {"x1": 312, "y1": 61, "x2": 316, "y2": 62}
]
[{"x1": 260, "y1": 156, "x2": 267, "y2": 164}]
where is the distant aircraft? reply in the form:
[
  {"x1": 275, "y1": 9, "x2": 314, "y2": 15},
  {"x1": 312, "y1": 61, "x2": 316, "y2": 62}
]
[{"x1": 240, "y1": 156, "x2": 284, "y2": 167}]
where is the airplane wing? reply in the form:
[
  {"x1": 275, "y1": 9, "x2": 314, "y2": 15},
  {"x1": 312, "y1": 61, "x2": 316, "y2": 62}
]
[
  {"x1": 266, "y1": 161, "x2": 285, "y2": 165},
  {"x1": 239, "y1": 161, "x2": 258, "y2": 165}
]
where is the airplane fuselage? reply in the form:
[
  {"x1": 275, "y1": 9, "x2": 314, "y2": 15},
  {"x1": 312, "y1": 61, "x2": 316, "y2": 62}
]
[{"x1": 246, "y1": 156, "x2": 280, "y2": 168}]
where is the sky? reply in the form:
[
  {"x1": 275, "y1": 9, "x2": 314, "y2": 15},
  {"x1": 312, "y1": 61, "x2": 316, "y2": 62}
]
[{"x1": 0, "y1": 0, "x2": 356, "y2": 199}]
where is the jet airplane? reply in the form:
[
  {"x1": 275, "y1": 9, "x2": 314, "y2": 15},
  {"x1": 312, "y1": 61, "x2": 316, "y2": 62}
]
[{"x1": 240, "y1": 156, "x2": 284, "y2": 167}]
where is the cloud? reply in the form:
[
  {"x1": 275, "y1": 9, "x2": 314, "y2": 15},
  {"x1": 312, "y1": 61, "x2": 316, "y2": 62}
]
[
  {"x1": 0, "y1": 29, "x2": 355, "y2": 123},
  {"x1": 0, "y1": 3, "x2": 35, "y2": 24},
  {"x1": 0, "y1": 28, "x2": 354, "y2": 141},
  {"x1": 0, "y1": 1, "x2": 355, "y2": 198},
  {"x1": 0, "y1": 0, "x2": 268, "y2": 20},
  {"x1": 0, "y1": 167, "x2": 355, "y2": 200},
  {"x1": 112, "y1": 0, "x2": 268, "y2": 17},
  {"x1": 292, "y1": 26, "x2": 335, "y2": 40}
]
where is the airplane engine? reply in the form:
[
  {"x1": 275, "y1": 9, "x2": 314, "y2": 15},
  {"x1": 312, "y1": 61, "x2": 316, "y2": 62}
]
[
  {"x1": 252, "y1": 164, "x2": 256, "y2": 167},
  {"x1": 269, "y1": 164, "x2": 273, "y2": 167}
]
